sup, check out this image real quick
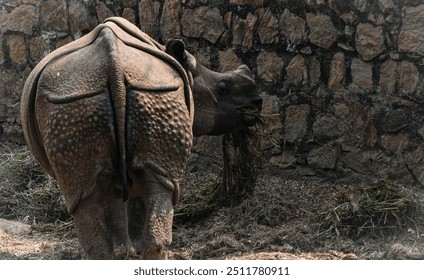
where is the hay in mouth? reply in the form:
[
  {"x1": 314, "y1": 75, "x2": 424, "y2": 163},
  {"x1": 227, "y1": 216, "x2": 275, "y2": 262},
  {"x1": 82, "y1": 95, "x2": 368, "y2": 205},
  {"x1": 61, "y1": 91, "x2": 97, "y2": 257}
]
[{"x1": 211, "y1": 127, "x2": 261, "y2": 206}]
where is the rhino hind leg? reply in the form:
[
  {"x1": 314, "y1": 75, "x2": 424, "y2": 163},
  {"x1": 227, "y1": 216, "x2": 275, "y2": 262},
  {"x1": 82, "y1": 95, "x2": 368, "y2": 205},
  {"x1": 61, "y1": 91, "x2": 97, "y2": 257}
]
[
  {"x1": 73, "y1": 198, "x2": 114, "y2": 259},
  {"x1": 71, "y1": 176, "x2": 128, "y2": 259},
  {"x1": 127, "y1": 197, "x2": 145, "y2": 255},
  {"x1": 104, "y1": 198, "x2": 133, "y2": 254},
  {"x1": 129, "y1": 170, "x2": 175, "y2": 260}
]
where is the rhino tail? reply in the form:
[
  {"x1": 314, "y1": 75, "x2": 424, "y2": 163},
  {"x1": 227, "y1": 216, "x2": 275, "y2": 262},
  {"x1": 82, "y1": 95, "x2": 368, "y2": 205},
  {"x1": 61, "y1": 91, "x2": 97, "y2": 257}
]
[
  {"x1": 103, "y1": 28, "x2": 131, "y2": 201},
  {"x1": 110, "y1": 72, "x2": 130, "y2": 201}
]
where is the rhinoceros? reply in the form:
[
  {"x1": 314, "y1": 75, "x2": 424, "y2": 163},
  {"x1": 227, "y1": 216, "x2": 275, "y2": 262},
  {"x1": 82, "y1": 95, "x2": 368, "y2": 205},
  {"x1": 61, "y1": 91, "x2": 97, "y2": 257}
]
[{"x1": 20, "y1": 17, "x2": 262, "y2": 259}]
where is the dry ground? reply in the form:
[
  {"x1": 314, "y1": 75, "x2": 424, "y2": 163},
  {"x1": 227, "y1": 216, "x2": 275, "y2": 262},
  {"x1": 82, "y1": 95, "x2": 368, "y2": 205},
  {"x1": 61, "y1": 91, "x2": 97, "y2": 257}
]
[{"x1": 1, "y1": 145, "x2": 424, "y2": 260}]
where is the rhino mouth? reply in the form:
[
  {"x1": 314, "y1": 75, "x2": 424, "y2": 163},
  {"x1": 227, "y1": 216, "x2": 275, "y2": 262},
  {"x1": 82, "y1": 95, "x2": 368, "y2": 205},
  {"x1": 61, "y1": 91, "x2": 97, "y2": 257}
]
[{"x1": 240, "y1": 107, "x2": 263, "y2": 127}]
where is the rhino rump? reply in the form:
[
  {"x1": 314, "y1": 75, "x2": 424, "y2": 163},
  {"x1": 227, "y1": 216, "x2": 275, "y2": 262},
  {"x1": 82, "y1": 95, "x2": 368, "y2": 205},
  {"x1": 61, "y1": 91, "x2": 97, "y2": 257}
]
[{"x1": 22, "y1": 23, "x2": 192, "y2": 213}]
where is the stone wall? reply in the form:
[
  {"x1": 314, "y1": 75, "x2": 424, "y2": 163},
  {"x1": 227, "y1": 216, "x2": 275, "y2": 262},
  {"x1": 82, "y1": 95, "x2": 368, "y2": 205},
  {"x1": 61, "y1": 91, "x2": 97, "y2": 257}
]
[{"x1": 1, "y1": 0, "x2": 424, "y2": 186}]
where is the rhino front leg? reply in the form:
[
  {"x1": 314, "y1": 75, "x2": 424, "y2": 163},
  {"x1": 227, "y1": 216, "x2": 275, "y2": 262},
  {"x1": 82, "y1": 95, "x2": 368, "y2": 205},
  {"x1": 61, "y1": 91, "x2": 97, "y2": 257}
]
[{"x1": 129, "y1": 171, "x2": 175, "y2": 260}]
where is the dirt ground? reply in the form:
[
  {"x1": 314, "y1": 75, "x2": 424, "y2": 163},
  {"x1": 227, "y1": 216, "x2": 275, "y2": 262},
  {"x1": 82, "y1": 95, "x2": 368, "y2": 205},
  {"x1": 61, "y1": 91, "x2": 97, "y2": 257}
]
[{"x1": 1, "y1": 145, "x2": 423, "y2": 260}]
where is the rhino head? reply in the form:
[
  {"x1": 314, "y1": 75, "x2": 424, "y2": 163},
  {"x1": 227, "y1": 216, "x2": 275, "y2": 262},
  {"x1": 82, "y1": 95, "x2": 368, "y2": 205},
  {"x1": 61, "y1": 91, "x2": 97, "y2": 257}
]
[{"x1": 166, "y1": 40, "x2": 262, "y2": 136}]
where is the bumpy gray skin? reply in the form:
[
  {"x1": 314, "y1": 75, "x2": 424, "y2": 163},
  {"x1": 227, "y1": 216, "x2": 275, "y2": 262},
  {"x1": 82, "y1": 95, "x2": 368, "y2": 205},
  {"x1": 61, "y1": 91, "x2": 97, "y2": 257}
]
[{"x1": 21, "y1": 17, "x2": 261, "y2": 260}]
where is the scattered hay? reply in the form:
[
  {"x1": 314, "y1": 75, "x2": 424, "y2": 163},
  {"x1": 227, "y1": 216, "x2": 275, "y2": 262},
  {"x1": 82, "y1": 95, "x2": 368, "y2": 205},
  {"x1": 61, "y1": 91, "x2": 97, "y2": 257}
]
[
  {"x1": 318, "y1": 180, "x2": 422, "y2": 238},
  {"x1": 174, "y1": 172, "x2": 219, "y2": 223},
  {"x1": 2, "y1": 142, "x2": 423, "y2": 259},
  {"x1": 0, "y1": 145, "x2": 68, "y2": 227},
  {"x1": 384, "y1": 243, "x2": 424, "y2": 260}
]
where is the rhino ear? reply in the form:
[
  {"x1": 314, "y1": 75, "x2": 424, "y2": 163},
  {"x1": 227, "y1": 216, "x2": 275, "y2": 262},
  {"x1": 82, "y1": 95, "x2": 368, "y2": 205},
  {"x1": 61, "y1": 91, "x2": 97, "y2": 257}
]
[{"x1": 166, "y1": 39, "x2": 187, "y2": 64}]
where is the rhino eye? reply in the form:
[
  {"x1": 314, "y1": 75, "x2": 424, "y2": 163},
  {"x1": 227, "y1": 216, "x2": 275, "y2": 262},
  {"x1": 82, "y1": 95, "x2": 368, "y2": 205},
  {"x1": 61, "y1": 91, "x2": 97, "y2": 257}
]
[{"x1": 217, "y1": 82, "x2": 227, "y2": 93}]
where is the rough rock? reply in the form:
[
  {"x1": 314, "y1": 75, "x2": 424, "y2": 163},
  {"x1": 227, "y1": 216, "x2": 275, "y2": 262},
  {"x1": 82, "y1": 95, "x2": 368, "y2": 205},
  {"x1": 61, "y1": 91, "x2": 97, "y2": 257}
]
[
  {"x1": 256, "y1": 50, "x2": 284, "y2": 83},
  {"x1": 6, "y1": 34, "x2": 26, "y2": 65},
  {"x1": 378, "y1": 0, "x2": 396, "y2": 13},
  {"x1": 379, "y1": 59, "x2": 398, "y2": 96},
  {"x1": 313, "y1": 113, "x2": 349, "y2": 141},
  {"x1": 381, "y1": 134, "x2": 409, "y2": 153},
  {"x1": 29, "y1": 37, "x2": 49, "y2": 65},
  {"x1": 398, "y1": 4, "x2": 424, "y2": 55},
  {"x1": 306, "y1": 13, "x2": 339, "y2": 49},
  {"x1": 138, "y1": 0, "x2": 161, "y2": 38},
  {"x1": 380, "y1": 59, "x2": 419, "y2": 97},
  {"x1": 232, "y1": 13, "x2": 257, "y2": 49},
  {"x1": 218, "y1": 49, "x2": 242, "y2": 72},
  {"x1": 285, "y1": 55, "x2": 308, "y2": 89},
  {"x1": 1, "y1": 125, "x2": 24, "y2": 144},
  {"x1": 260, "y1": 92, "x2": 281, "y2": 131},
  {"x1": 96, "y1": 2, "x2": 114, "y2": 23},
  {"x1": 69, "y1": 0, "x2": 95, "y2": 38},
  {"x1": 257, "y1": 8, "x2": 279, "y2": 44},
  {"x1": 382, "y1": 109, "x2": 408, "y2": 133},
  {"x1": 123, "y1": 0, "x2": 138, "y2": 6},
  {"x1": 0, "y1": 68, "x2": 13, "y2": 101},
  {"x1": 122, "y1": 8, "x2": 136, "y2": 24},
  {"x1": 39, "y1": 0, "x2": 68, "y2": 33},
  {"x1": 280, "y1": 9, "x2": 307, "y2": 46},
  {"x1": 354, "y1": 106, "x2": 377, "y2": 148},
  {"x1": 354, "y1": 0, "x2": 371, "y2": 13},
  {"x1": 356, "y1": 23, "x2": 386, "y2": 61},
  {"x1": 398, "y1": 61, "x2": 419, "y2": 96},
  {"x1": 7, "y1": 4, "x2": 37, "y2": 35},
  {"x1": 193, "y1": 51, "x2": 211, "y2": 68},
  {"x1": 0, "y1": 36, "x2": 4, "y2": 64},
  {"x1": 307, "y1": 145, "x2": 338, "y2": 170},
  {"x1": 0, "y1": 10, "x2": 10, "y2": 33},
  {"x1": 341, "y1": 150, "x2": 391, "y2": 177},
  {"x1": 350, "y1": 58, "x2": 373, "y2": 93},
  {"x1": 284, "y1": 104, "x2": 310, "y2": 143},
  {"x1": 303, "y1": 57, "x2": 319, "y2": 89},
  {"x1": 230, "y1": 0, "x2": 263, "y2": 6},
  {"x1": 418, "y1": 125, "x2": 424, "y2": 140},
  {"x1": 160, "y1": 0, "x2": 181, "y2": 42},
  {"x1": 270, "y1": 151, "x2": 297, "y2": 169},
  {"x1": 0, "y1": 219, "x2": 31, "y2": 236},
  {"x1": 328, "y1": 52, "x2": 345, "y2": 91},
  {"x1": 405, "y1": 147, "x2": 424, "y2": 186},
  {"x1": 334, "y1": 102, "x2": 350, "y2": 120},
  {"x1": 182, "y1": 7, "x2": 224, "y2": 44}
]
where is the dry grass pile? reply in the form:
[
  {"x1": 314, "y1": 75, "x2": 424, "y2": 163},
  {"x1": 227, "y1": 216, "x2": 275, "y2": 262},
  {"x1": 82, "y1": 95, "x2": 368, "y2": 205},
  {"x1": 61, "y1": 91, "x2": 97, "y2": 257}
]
[
  {"x1": 173, "y1": 176, "x2": 302, "y2": 259},
  {"x1": 0, "y1": 145, "x2": 68, "y2": 228},
  {"x1": 318, "y1": 180, "x2": 422, "y2": 238},
  {"x1": 182, "y1": 175, "x2": 297, "y2": 225},
  {"x1": 175, "y1": 171, "x2": 217, "y2": 223},
  {"x1": 174, "y1": 174, "x2": 424, "y2": 259}
]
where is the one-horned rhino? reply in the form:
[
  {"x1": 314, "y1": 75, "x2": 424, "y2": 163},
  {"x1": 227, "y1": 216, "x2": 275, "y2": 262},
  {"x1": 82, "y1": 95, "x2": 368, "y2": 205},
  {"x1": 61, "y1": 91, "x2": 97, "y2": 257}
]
[{"x1": 20, "y1": 17, "x2": 262, "y2": 259}]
